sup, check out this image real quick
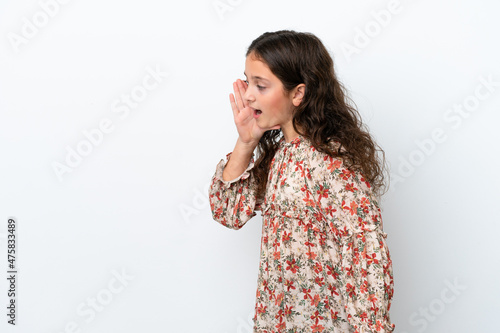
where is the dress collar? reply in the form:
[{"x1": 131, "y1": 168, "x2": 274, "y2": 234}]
[{"x1": 278, "y1": 133, "x2": 307, "y2": 148}]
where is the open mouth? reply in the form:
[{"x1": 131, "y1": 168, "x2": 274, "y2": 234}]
[{"x1": 254, "y1": 109, "x2": 262, "y2": 115}]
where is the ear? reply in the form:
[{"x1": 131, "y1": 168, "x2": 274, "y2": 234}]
[{"x1": 291, "y1": 84, "x2": 306, "y2": 107}]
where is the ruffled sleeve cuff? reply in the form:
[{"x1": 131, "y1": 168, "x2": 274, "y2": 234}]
[{"x1": 213, "y1": 151, "x2": 256, "y2": 189}]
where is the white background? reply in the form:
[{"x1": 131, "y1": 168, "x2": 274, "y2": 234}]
[{"x1": 1, "y1": 0, "x2": 499, "y2": 332}]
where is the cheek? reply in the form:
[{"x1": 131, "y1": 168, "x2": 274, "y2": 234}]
[{"x1": 265, "y1": 92, "x2": 286, "y2": 110}]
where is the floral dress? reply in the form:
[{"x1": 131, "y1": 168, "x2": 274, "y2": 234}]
[{"x1": 208, "y1": 134, "x2": 395, "y2": 333}]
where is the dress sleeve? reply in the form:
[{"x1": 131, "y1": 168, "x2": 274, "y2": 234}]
[
  {"x1": 208, "y1": 151, "x2": 262, "y2": 230},
  {"x1": 311, "y1": 154, "x2": 395, "y2": 333}
]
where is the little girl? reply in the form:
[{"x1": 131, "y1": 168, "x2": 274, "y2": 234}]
[{"x1": 209, "y1": 30, "x2": 395, "y2": 333}]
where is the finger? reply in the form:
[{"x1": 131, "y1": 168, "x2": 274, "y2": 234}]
[
  {"x1": 236, "y1": 80, "x2": 247, "y2": 108},
  {"x1": 229, "y1": 93, "x2": 239, "y2": 117},
  {"x1": 233, "y1": 80, "x2": 244, "y2": 109},
  {"x1": 232, "y1": 81, "x2": 242, "y2": 110},
  {"x1": 239, "y1": 78, "x2": 248, "y2": 92},
  {"x1": 238, "y1": 80, "x2": 249, "y2": 108},
  {"x1": 235, "y1": 80, "x2": 248, "y2": 109}
]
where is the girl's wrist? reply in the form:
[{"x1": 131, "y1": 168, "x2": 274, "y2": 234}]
[{"x1": 236, "y1": 137, "x2": 258, "y2": 152}]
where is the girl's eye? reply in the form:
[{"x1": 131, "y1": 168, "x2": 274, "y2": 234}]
[{"x1": 243, "y1": 79, "x2": 265, "y2": 91}]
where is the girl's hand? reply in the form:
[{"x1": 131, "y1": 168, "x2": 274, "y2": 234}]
[{"x1": 229, "y1": 79, "x2": 280, "y2": 147}]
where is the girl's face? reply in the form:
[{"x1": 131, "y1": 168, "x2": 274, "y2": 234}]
[{"x1": 243, "y1": 53, "x2": 298, "y2": 136}]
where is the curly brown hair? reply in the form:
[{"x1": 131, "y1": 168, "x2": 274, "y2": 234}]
[{"x1": 246, "y1": 30, "x2": 389, "y2": 201}]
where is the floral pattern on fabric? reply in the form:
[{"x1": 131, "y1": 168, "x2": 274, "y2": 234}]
[{"x1": 209, "y1": 134, "x2": 395, "y2": 333}]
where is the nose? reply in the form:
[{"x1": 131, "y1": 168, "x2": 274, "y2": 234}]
[{"x1": 243, "y1": 84, "x2": 255, "y2": 105}]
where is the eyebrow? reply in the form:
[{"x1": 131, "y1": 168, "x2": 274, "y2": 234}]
[{"x1": 244, "y1": 72, "x2": 270, "y2": 83}]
